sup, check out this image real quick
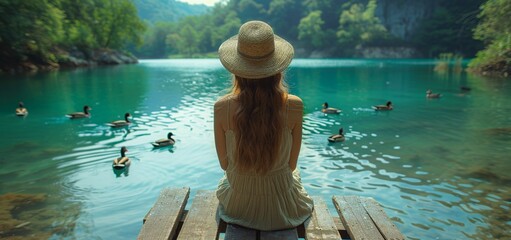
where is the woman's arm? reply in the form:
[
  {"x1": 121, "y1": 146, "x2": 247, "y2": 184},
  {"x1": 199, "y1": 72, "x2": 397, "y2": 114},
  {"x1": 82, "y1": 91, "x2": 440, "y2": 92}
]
[
  {"x1": 288, "y1": 95, "x2": 303, "y2": 171},
  {"x1": 214, "y1": 99, "x2": 229, "y2": 170}
]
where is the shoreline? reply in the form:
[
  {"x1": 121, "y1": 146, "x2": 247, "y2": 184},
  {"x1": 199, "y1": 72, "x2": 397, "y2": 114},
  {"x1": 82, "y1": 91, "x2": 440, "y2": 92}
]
[{"x1": 0, "y1": 48, "x2": 138, "y2": 74}]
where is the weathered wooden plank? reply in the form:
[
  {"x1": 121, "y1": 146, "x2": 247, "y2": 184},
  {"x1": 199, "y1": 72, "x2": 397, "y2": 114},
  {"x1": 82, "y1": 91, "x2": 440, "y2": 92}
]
[
  {"x1": 333, "y1": 196, "x2": 384, "y2": 240},
  {"x1": 332, "y1": 216, "x2": 345, "y2": 231},
  {"x1": 332, "y1": 217, "x2": 350, "y2": 239},
  {"x1": 177, "y1": 190, "x2": 219, "y2": 240},
  {"x1": 361, "y1": 198, "x2": 405, "y2": 240},
  {"x1": 305, "y1": 196, "x2": 341, "y2": 240},
  {"x1": 138, "y1": 187, "x2": 190, "y2": 240}
]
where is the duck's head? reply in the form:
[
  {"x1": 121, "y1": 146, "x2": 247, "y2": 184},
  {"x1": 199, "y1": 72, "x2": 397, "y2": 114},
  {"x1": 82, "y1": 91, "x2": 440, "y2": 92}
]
[
  {"x1": 167, "y1": 132, "x2": 174, "y2": 139},
  {"x1": 18, "y1": 102, "x2": 24, "y2": 108},
  {"x1": 124, "y1": 113, "x2": 131, "y2": 121},
  {"x1": 323, "y1": 102, "x2": 329, "y2": 108},
  {"x1": 84, "y1": 105, "x2": 92, "y2": 113},
  {"x1": 339, "y1": 128, "x2": 344, "y2": 135},
  {"x1": 426, "y1": 90, "x2": 432, "y2": 94},
  {"x1": 120, "y1": 146, "x2": 128, "y2": 157},
  {"x1": 386, "y1": 101, "x2": 392, "y2": 107}
]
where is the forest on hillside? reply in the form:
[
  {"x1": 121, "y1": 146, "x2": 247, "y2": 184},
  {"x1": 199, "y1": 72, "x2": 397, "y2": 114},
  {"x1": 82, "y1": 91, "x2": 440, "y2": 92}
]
[
  {"x1": 0, "y1": 0, "x2": 146, "y2": 71},
  {"x1": 133, "y1": 0, "x2": 208, "y2": 23},
  {"x1": 133, "y1": 0, "x2": 485, "y2": 59},
  {"x1": 0, "y1": 0, "x2": 509, "y2": 76}
]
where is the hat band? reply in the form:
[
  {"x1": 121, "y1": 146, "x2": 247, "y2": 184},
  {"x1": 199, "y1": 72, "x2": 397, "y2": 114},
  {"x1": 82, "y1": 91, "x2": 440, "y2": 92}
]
[{"x1": 238, "y1": 48, "x2": 275, "y2": 60}]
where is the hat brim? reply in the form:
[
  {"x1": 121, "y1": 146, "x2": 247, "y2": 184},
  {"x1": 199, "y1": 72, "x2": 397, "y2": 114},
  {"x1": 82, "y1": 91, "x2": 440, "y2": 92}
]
[{"x1": 218, "y1": 35, "x2": 294, "y2": 79}]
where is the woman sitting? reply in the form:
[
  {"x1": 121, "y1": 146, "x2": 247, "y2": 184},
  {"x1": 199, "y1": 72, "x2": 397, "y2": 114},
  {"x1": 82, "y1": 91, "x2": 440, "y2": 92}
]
[{"x1": 214, "y1": 21, "x2": 313, "y2": 235}]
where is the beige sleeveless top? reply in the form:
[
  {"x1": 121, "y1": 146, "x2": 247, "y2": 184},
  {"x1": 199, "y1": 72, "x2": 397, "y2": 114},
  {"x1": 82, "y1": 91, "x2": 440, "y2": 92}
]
[{"x1": 216, "y1": 97, "x2": 313, "y2": 231}]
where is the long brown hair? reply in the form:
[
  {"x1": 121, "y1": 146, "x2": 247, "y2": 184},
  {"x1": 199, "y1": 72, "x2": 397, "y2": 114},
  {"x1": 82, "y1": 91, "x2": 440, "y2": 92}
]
[{"x1": 230, "y1": 73, "x2": 288, "y2": 174}]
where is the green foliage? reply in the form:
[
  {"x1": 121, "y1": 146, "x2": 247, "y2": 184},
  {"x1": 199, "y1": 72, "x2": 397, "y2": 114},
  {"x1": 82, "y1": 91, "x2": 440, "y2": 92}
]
[
  {"x1": 0, "y1": 0, "x2": 65, "y2": 64},
  {"x1": 1, "y1": 0, "x2": 493, "y2": 65},
  {"x1": 236, "y1": 0, "x2": 266, "y2": 21},
  {"x1": 469, "y1": 0, "x2": 511, "y2": 71},
  {"x1": 267, "y1": 0, "x2": 302, "y2": 40},
  {"x1": 412, "y1": 0, "x2": 484, "y2": 58},
  {"x1": 336, "y1": 0, "x2": 389, "y2": 54},
  {"x1": 298, "y1": 11, "x2": 324, "y2": 48},
  {"x1": 0, "y1": 0, "x2": 146, "y2": 68},
  {"x1": 303, "y1": 0, "x2": 340, "y2": 30},
  {"x1": 167, "y1": 23, "x2": 200, "y2": 57},
  {"x1": 473, "y1": 0, "x2": 511, "y2": 43},
  {"x1": 434, "y1": 53, "x2": 464, "y2": 73},
  {"x1": 133, "y1": 0, "x2": 486, "y2": 58},
  {"x1": 132, "y1": 0, "x2": 208, "y2": 23},
  {"x1": 93, "y1": 0, "x2": 146, "y2": 49},
  {"x1": 136, "y1": 22, "x2": 175, "y2": 58}
]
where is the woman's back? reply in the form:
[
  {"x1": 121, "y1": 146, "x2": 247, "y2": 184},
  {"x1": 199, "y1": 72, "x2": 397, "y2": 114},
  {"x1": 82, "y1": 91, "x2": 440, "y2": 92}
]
[{"x1": 215, "y1": 94, "x2": 313, "y2": 230}]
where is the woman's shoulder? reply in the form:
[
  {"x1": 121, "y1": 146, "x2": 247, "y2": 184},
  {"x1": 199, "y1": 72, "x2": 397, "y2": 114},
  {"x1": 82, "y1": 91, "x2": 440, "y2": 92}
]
[
  {"x1": 214, "y1": 95, "x2": 232, "y2": 110},
  {"x1": 287, "y1": 94, "x2": 303, "y2": 110}
]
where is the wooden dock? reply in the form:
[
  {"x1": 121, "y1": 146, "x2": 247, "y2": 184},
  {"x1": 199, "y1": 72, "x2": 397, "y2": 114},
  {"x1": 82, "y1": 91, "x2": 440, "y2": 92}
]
[{"x1": 137, "y1": 187, "x2": 405, "y2": 240}]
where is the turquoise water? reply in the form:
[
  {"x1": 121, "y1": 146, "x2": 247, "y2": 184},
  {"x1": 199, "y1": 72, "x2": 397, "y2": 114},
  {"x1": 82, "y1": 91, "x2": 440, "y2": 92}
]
[{"x1": 0, "y1": 59, "x2": 510, "y2": 239}]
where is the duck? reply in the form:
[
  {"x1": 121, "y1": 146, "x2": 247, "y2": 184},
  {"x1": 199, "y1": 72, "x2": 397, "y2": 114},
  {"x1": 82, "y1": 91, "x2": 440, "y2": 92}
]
[
  {"x1": 66, "y1": 105, "x2": 92, "y2": 119},
  {"x1": 107, "y1": 113, "x2": 132, "y2": 127},
  {"x1": 15, "y1": 102, "x2": 28, "y2": 117},
  {"x1": 426, "y1": 90, "x2": 441, "y2": 98},
  {"x1": 151, "y1": 132, "x2": 176, "y2": 147},
  {"x1": 321, "y1": 102, "x2": 341, "y2": 114},
  {"x1": 328, "y1": 128, "x2": 345, "y2": 142},
  {"x1": 112, "y1": 146, "x2": 130, "y2": 169},
  {"x1": 372, "y1": 101, "x2": 393, "y2": 111},
  {"x1": 460, "y1": 86, "x2": 472, "y2": 92}
]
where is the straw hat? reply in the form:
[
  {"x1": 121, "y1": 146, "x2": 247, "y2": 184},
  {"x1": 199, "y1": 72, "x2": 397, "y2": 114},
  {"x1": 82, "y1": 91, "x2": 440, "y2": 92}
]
[{"x1": 218, "y1": 21, "x2": 294, "y2": 79}]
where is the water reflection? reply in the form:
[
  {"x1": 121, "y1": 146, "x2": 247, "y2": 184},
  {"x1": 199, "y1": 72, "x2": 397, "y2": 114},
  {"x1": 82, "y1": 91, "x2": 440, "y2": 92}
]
[{"x1": 113, "y1": 167, "x2": 130, "y2": 178}]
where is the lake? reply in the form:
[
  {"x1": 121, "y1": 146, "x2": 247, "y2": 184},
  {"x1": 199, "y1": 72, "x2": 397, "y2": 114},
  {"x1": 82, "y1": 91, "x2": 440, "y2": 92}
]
[{"x1": 0, "y1": 59, "x2": 510, "y2": 239}]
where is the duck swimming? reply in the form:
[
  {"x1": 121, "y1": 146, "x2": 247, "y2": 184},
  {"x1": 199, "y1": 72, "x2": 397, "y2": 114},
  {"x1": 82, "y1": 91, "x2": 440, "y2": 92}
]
[
  {"x1": 113, "y1": 146, "x2": 130, "y2": 169},
  {"x1": 322, "y1": 102, "x2": 341, "y2": 114},
  {"x1": 328, "y1": 128, "x2": 345, "y2": 142},
  {"x1": 151, "y1": 132, "x2": 176, "y2": 147},
  {"x1": 372, "y1": 101, "x2": 393, "y2": 111},
  {"x1": 460, "y1": 86, "x2": 471, "y2": 92},
  {"x1": 108, "y1": 113, "x2": 131, "y2": 127},
  {"x1": 66, "y1": 105, "x2": 92, "y2": 119},
  {"x1": 426, "y1": 90, "x2": 441, "y2": 98},
  {"x1": 15, "y1": 102, "x2": 28, "y2": 117}
]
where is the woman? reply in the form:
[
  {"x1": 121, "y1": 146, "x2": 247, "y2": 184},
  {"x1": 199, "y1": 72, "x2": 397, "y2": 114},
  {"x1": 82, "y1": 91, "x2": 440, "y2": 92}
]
[{"x1": 214, "y1": 21, "x2": 313, "y2": 234}]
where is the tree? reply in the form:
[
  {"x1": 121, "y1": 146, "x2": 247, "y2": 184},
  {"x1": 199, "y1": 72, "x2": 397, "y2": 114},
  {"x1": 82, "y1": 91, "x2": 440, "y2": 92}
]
[
  {"x1": 166, "y1": 24, "x2": 200, "y2": 56},
  {"x1": 236, "y1": 0, "x2": 266, "y2": 22},
  {"x1": 469, "y1": 0, "x2": 511, "y2": 72},
  {"x1": 412, "y1": 0, "x2": 484, "y2": 58},
  {"x1": 134, "y1": 21, "x2": 175, "y2": 58},
  {"x1": 473, "y1": 0, "x2": 511, "y2": 44},
  {"x1": 298, "y1": 11, "x2": 324, "y2": 48},
  {"x1": 0, "y1": 0, "x2": 64, "y2": 65},
  {"x1": 93, "y1": 0, "x2": 146, "y2": 49},
  {"x1": 267, "y1": 0, "x2": 302, "y2": 41},
  {"x1": 303, "y1": 0, "x2": 339, "y2": 30},
  {"x1": 336, "y1": 0, "x2": 389, "y2": 54}
]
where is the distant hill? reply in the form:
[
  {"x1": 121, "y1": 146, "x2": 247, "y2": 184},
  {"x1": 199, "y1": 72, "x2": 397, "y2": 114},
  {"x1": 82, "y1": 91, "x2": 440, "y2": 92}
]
[{"x1": 133, "y1": 0, "x2": 209, "y2": 23}]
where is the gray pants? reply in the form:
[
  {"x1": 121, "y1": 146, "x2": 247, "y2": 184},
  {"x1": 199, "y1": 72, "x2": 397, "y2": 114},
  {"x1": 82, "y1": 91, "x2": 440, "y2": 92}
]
[{"x1": 224, "y1": 224, "x2": 298, "y2": 240}]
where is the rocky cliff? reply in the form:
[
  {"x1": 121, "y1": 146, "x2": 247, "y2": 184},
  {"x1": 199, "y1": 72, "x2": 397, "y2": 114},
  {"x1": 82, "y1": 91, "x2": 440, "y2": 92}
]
[{"x1": 375, "y1": 0, "x2": 438, "y2": 40}]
